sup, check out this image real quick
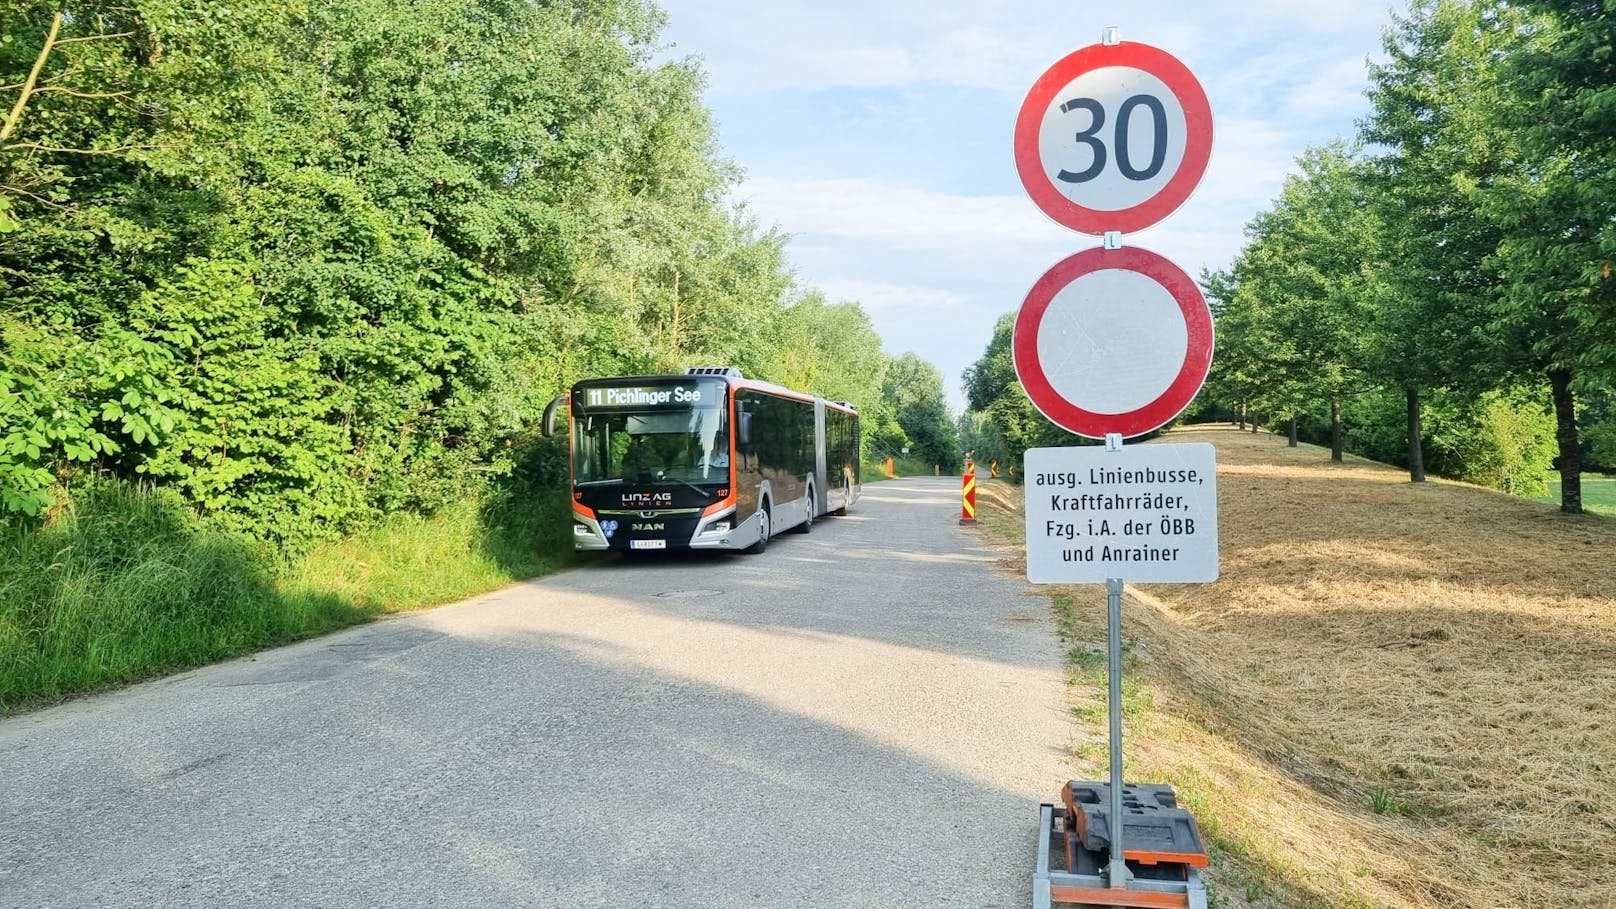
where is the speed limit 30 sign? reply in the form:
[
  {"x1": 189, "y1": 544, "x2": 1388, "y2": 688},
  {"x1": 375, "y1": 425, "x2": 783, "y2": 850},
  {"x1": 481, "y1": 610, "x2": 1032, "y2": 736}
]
[{"x1": 1014, "y1": 41, "x2": 1212, "y2": 235}]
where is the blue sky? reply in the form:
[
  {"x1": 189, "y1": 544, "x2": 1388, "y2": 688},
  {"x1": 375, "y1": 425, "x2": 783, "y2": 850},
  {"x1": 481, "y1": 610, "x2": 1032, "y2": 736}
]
[{"x1": 654, "y1": 2, "x2": 1408, "y2": 409}]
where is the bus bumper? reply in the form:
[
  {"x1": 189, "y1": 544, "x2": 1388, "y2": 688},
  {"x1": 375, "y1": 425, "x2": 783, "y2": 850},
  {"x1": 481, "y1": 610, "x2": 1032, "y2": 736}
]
[
  {"x1": 687, "y1": 507, "x2": 748, "y2": 550},
  {"x1": 571, "y1": 514, "x2": 610, "y2": 551},
  {"x1": 574, "y1": 508, "x2": 747, "y2": 551}
]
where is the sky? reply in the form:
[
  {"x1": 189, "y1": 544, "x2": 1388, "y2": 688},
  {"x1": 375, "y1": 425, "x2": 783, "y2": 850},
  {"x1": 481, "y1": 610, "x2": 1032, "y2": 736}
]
[{"x1": 654, "y1": 1, "x2": 1409, "y2": 410}]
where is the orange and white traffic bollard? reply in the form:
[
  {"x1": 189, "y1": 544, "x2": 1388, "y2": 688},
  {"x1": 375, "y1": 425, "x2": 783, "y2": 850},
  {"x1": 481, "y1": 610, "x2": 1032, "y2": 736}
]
[{"x1": 960, "y1": 465, "x2": 977, "y2": 525}]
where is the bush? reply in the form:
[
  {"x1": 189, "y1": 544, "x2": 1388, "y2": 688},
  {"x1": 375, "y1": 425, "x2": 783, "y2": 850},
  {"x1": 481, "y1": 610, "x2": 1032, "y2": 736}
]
[
  {"x1": 1, "y1": 475, "x2": 572, "y2": 712},
  {"x1": 0, "y1": 481, "x2": 327, "y2": 708},
  {"x1": 1427, "y1": 388, "x2": 1557, "y2": 496}
]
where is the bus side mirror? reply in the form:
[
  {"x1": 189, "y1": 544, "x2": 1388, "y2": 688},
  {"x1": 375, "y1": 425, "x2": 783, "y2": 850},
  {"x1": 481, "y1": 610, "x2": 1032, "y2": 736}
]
[
  {"x1": 542, "y1": 395, "x2": 567, "y2": 438},
  {"x1": 736, "y1": 409, "x2": 753, "y2": 449}
]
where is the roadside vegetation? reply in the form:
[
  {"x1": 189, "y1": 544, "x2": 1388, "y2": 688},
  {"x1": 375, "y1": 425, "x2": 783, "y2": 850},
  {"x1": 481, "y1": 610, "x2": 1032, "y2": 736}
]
[
  {"x1": 0, "y1": 476, "x2": 572, "y2": 712},
  {"x1": 0, "y1": 1, "x2": 959, "y2": 710},
  {"x1": 976, "y1": 426, "x2": 1616, "y2": 909}
]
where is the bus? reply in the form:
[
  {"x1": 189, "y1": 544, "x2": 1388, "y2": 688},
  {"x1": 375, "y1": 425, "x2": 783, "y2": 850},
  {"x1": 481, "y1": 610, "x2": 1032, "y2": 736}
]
[{"x1": 543, "y1": 367, "x2": 860, "y2": 554}]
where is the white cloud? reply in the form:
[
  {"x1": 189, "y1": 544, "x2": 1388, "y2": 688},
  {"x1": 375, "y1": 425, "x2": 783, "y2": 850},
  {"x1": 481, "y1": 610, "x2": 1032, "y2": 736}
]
[
  {"x1": 1283, "y1": 55, "x2": 1376, "y2": 120},
  {"x1": 738, "y1": 175, "x2": 1070, "y2": 252},
  {"x1": 816, "y1": 280, "x2": 972, "y2": 315},
  {"x1": 661, "y1": 1, "x2": 1398, "y2": 96}
]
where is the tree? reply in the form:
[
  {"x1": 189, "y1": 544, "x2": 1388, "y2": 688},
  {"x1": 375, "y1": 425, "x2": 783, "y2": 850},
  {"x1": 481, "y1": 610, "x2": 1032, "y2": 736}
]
[
  {"x1": 1363, "y1": 2, "x2": 1517, "y2": 481},
  {"x1": 883, "y1": 352, "x2": 959, "y2": 472},
  {"x1": 961, "y1": 312, "x2": 1075, "y2": 472},
  {"x1": 1475, "y1": 0, "x2": 1616, "y2": 512},
  {"x1": 0, "y1": 0, "x2": 826, "y2": 536},
  {"x1": 1207, "y1": 144, "x2": 1382, "y2": 462}
]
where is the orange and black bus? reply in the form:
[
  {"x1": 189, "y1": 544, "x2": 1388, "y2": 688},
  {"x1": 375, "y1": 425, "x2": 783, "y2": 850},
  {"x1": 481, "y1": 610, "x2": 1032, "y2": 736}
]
[{"x1": 543, "y1": 367, "x2": 860, "y2": 554}]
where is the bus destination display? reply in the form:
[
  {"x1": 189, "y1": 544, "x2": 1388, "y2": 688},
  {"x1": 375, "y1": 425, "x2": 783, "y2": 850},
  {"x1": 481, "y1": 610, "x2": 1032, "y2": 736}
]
[{"x1": 583, "y1": 385, "x2": 706, "y2": 407}]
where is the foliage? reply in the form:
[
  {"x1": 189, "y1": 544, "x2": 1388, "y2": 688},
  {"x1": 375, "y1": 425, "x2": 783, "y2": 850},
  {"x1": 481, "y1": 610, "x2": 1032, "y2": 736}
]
[
  {"x1": 1184, "y1": 0, "x2": 1616, "y2": 507},
  {"x1": 959, "y1": 311, "x2": 1078, "y2": 474},
  {"x1": 0, "y1": 477, "x2": 570, "y2": 711},
  {"x1": 882, "y1": 352, "x2": 959, "y2": 472},
  {"x1": 1, "y1": 0, "x2": 951, "y2": 544},
  {"x1": 1, "y1": 0, "x2": 961, "y2": 710},
  {"x1": 1441, "y1": 389, "x2": 1558, "y2": 495}
]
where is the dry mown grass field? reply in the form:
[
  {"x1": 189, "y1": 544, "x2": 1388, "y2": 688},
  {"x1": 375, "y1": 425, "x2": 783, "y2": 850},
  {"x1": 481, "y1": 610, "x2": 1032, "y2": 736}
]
[{"x1": 976, "y1": 425, "x2": 1616, "y2": 909}]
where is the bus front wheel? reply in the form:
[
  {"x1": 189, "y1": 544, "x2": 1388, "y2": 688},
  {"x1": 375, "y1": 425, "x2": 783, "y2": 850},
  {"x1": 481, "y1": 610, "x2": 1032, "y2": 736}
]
[{"x1": 746, "y1": 503, "x2": 770, "y2": 554}]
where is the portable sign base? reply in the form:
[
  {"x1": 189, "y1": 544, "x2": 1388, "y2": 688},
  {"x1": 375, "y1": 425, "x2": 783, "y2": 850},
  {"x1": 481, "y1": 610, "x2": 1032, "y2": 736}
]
[{"x1": 1033, "y1": 801, "x2": 1210, "y2": 909}]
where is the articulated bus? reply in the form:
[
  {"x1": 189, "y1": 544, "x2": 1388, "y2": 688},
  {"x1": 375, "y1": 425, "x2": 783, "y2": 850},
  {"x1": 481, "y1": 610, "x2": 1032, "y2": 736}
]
[{"x1": 543, "y1": 367, "x2": 860, "y2": 554}]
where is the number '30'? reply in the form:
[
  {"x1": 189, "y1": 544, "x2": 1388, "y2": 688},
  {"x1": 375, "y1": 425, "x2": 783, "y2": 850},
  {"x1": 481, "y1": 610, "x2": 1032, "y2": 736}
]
[{"x1": 1057, "y1": 94, "x2": 1168, "y2": 184}]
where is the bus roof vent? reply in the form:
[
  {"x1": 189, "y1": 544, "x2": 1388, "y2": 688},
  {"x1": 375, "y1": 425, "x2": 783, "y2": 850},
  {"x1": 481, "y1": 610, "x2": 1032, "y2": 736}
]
[
  {"x1": 685, "y1": 366, "x2": 743, "y2": 378},
  {"x1": 831, "y1": 400, "x2": 857, "y2": 411}
]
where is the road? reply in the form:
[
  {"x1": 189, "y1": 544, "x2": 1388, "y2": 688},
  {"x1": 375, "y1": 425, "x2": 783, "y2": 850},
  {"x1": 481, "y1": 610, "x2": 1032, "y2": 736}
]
[{"x1": 1, "y1": 477, "x2": 1072, "y2": 908}]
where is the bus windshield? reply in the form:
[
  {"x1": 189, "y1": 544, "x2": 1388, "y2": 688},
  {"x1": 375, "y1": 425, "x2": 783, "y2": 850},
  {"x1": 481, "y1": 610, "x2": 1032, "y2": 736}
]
[{"x1": 573, "y1": 402, "x2": 729, "y2": 486}]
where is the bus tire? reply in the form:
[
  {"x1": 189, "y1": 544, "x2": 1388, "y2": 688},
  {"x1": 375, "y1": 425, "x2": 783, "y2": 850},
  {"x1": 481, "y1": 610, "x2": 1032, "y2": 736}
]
[
  {"x1": 831, "y1": 478, "x2": 850, "y2": 516},
  {"x1": 746, "y1": 502, "x2": 770, "y2": 554},
  {"x1": 793, "y1": 486, "x2": 813, "y2": 534}
]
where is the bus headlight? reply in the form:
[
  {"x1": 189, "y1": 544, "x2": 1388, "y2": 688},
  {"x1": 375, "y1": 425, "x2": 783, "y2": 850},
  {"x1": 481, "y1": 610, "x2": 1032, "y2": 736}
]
[
  {"x1": 574, "y1": 523, "x2": 592, "y2": 535},
  {"x1": 703, "y1": 521, "x2": 731, "y2": 535}
]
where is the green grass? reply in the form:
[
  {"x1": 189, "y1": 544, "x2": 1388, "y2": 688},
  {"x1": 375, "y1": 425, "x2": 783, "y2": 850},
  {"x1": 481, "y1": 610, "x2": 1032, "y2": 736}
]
[
  {"x1": 1533, "y1": 472, "x2": 1616, "y2": 513},
  {"x1": 0, "y1": 481, "x2": 573, "y2": 713},
  {"x1": 862, "y1": 455, "x2": 963, "y2": 479}
]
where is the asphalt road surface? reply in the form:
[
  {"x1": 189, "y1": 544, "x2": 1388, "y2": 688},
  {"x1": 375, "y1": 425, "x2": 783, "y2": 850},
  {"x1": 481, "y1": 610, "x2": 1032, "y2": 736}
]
[{"x1": 2, "y1": 477, "x2": 1072, "y2": 908}]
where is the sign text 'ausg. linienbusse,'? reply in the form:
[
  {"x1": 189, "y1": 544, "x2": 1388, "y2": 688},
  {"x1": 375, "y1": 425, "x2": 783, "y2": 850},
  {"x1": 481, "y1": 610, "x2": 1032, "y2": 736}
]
[{"x1": 1023, "y1": 443, "x2": 1218, "y2": 584}]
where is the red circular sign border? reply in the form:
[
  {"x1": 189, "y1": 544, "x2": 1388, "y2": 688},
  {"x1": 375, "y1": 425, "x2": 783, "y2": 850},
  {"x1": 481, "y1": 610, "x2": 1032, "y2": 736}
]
[
  {"x1": 1014, "y1": 42, "x2": 1214, "y2": 235},
  {"x1": 1012, "y1": 246, "x2": 1214, "y2": 440}
]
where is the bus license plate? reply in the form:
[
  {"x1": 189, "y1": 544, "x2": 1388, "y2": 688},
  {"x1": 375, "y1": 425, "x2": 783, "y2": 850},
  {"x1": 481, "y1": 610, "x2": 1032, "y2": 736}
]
[{"x1": 630, "y1": 540, "x2": 666, "y2": 550}]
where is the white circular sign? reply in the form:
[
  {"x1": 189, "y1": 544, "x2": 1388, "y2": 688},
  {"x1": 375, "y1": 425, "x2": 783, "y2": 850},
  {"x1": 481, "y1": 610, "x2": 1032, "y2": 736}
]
[
  {"x1": 1012, "y1": 246, "x2": 1215, "y2": 439},
  {"x1": 1036, "y1": 267, "x2": 1189, "y2": 414}
]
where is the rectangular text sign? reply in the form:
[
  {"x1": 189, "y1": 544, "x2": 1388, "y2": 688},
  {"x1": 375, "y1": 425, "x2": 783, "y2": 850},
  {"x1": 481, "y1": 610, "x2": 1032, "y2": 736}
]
[{"x1": 1024, "y1": 443, "x2": 1219, "y2": 584}]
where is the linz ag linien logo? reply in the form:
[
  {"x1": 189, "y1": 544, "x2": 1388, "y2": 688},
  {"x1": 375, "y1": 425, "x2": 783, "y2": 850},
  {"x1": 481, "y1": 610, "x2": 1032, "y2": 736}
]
[{"x1": 621, "y1": 492, "x2": 672, "y2": 507}]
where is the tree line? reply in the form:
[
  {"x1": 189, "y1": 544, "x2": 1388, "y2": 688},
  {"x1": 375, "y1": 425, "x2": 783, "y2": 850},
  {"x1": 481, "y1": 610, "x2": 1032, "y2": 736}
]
[
  {"x1": 1206, "y1": 0, "x2": 1614, "y2": 513},
  {"x1": 965, "y1": 0, "x2": 1615, "y2": 511},
  {"x1": 0, "y1": 0, "x2": 958, "y2": 547}
]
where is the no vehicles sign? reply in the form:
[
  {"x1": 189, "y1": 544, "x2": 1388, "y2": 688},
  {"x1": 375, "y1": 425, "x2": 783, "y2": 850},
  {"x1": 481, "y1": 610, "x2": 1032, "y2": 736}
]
[
  {"x1": 1024, "y1": 443, "x2": 1218, "y2": 584},
  {"x1": 1013, "y1": 246, "x2": 1213, "y2": 440}
]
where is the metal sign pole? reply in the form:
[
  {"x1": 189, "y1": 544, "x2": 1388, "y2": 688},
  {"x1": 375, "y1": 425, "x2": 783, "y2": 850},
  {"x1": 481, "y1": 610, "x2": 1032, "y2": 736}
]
[
  {"x1": 1103, "y1": 431, "x2": 1130, "y2": 889},
  {"x1": 1105, "y1": 575, "x2": 1129, "y2": 889}
]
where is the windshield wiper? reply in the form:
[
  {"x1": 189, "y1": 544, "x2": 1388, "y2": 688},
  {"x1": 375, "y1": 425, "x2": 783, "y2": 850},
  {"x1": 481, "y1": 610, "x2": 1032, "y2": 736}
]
[{"x1": 663, "y1": 476, "x2": 712, "y2": 497}]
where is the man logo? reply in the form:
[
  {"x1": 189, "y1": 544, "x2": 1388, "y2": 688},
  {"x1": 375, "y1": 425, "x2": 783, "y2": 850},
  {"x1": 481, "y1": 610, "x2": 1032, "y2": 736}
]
[{"x1": 632, "y1": 522, "x2": 665, "y2": 532}]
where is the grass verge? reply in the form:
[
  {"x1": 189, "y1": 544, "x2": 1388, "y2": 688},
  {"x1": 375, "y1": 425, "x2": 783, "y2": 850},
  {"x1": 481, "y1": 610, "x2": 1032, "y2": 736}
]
[
  {"x1": 1534, "y1": 472, "x2": 1616, "y2": 514},
  {"x1": 0, "y1": 481, "x2": 572, "y2": 714},
  {"x1": 974, "y1": 425, "x2": 1616, "y2": 909}
]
